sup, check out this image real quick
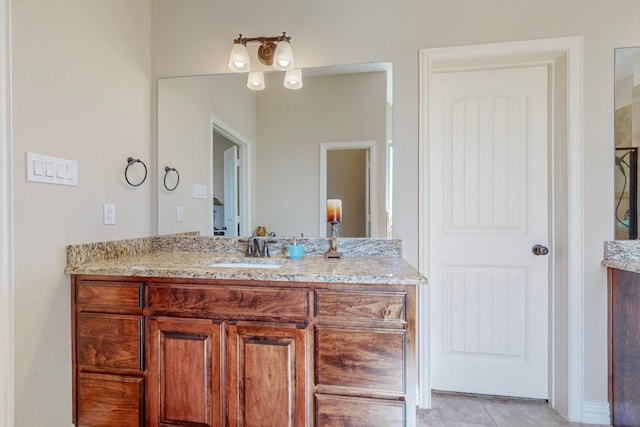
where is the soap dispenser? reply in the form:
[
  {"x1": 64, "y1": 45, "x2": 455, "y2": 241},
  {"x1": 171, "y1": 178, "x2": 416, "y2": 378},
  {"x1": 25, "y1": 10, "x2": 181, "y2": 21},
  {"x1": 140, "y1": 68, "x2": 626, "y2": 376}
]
[{"x1": 286, "y1": 234, "x2": 304, "y2": 259}]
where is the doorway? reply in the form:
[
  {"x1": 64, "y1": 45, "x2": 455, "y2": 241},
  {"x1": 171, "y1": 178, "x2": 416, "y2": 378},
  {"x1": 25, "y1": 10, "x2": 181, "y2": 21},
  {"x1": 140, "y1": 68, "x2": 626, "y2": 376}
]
[
  {"x1": 211, "y1": 130, "x2": 239, "y2": 236},
  {"x1": 319, "y1": 141, "x2": 377, "y2": 237},
  {"x1": 428, "y1": 65, "x2": 550, "y2": 399},
  {"x1": 419, "y1": 37, "x2": 585, "y2": 421},
  {"x1": 210, "y1": 114, "x2": 251, "y2": 237}
]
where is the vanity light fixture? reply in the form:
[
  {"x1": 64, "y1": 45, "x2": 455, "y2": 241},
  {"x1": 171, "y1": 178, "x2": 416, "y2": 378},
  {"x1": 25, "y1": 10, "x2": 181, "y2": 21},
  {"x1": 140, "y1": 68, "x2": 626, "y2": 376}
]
[{"x1": 228, "y1": 32, "x2": 302, "y2": 90}]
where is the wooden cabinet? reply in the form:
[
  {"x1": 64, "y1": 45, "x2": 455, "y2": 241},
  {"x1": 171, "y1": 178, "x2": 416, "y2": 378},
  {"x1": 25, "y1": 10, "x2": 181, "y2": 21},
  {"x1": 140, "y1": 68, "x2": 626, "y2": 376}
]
[
  {"x1": 313, "y1": 288, "x2": 415, "y2": 427},
  {"x1": 147, "y1": 317, "x2": 222, "y2": 426},
  {"x1": 609, "y1": 268, "x2": 640, "y2": 426},
  {"x1": 72, "y1": 278, "x2": 145, "y2": 427},
  {"x1": 226, "y1": 323, "x2": 307, "y2": 426},
  {"x1": 71, "y1": 276, "x2": 415, "y2": 427}
]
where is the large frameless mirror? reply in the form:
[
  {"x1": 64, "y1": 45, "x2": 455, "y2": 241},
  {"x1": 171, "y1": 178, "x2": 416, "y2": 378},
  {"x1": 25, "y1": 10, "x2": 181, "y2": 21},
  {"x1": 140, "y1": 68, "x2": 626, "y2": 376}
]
[
  {"x1": 157, "y1": 62, "x2": 393, "y2": 239},
  {"x1": 615, "y1": 47, "x2": 640, "y2": 239}
]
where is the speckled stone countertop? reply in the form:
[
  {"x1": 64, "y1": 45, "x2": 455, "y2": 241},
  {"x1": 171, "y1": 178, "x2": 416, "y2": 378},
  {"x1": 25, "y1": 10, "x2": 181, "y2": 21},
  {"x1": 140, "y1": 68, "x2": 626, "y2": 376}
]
[
  {"x1": 602, "y1": 240, "x2": 640, "y2": 273},
  {"x1": 65, "y1": 235, "x2": 427, "y2": 286}
]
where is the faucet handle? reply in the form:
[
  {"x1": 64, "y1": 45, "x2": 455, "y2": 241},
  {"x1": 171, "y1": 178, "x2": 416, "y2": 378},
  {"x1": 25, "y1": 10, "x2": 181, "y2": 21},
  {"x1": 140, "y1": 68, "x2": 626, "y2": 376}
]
[{"x1": 262, "y1": 240, "x2": 270, "y2": 257}]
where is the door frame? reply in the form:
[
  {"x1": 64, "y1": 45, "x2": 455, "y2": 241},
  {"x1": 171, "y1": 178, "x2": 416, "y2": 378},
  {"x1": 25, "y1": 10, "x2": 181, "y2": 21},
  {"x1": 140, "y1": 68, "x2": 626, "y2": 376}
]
[
  {"x1": 319, "y1": 140, "x2": 377, "y2": 237},
  {"x1": 210, "y1": 114, "x2": 251, "y2": 237},
  {"x1": 419, "y1": 36, "x2": 585, "y2": 421},
  {"x1": 0, "y1": 0, "x2": 13, "y2": 425}
]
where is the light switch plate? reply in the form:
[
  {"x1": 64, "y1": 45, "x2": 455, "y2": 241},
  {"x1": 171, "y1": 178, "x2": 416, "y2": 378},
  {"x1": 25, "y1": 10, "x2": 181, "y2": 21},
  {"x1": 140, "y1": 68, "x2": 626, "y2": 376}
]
[
  {"x1": 193, "y1": 183, "x2": 207, "y2": 199},
  {"x1": 26, "y1": 152, "x2": 78, "y2": 186}
]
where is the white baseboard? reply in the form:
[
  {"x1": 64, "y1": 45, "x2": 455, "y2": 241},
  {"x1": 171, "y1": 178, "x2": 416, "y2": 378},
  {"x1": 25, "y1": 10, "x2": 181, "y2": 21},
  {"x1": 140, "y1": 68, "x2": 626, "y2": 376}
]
[{"x1": 582, "y1": 400, "x2": 610, "y2": 425}]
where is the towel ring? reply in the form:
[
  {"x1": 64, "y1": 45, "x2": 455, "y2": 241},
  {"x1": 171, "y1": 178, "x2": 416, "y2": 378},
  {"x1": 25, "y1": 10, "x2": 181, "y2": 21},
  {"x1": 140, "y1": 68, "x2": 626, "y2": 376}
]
[
  {"x1": 125, "y1": 157, "x2": 147, "y2": 187},
  {"x1": 164, "y1": 166, "x2": 180, "y2": 191}
]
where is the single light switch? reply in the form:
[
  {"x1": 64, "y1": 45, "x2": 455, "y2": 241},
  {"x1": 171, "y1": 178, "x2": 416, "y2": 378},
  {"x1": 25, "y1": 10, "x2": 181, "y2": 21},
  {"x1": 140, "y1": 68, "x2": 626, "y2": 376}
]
[
  {"x1": 33, "y1": 159, "x2": 43, "y2": 176},
  {"x1": 45, "y1": 162, "x2": 55, "y2": 177},
  {"x1": 193, "y1": 183, "x2": 207, "y2": 199}
]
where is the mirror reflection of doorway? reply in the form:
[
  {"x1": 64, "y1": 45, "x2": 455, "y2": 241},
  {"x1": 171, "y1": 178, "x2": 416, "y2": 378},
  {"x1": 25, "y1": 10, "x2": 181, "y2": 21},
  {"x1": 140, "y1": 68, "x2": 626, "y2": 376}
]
[
  {"x1": 327, "y1": 149, "x2": 369, "y2": 237},
  {"x1": 211, "y1": 115, "x2": 250, "y2": 237},
  {"x1": 320, "y1": 141, "x2": 377, "y2": 237}
]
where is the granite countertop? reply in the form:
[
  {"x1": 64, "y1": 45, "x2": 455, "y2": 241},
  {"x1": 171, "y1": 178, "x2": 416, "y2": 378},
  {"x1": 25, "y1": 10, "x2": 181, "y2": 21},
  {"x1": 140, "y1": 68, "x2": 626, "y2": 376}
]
[
  {"x1": 65, "y1": 235, "x2": 427, "y2": 286},
  {"x1": 602, "y1": 240, "x2": 640, "y2": 274}
]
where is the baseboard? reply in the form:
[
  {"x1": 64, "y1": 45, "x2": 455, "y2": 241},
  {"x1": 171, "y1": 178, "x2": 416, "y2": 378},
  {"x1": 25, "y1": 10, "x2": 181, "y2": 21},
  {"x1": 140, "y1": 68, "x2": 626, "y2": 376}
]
[{"x1": 582, "y1": 400, "x2": 611, "y2": 425}]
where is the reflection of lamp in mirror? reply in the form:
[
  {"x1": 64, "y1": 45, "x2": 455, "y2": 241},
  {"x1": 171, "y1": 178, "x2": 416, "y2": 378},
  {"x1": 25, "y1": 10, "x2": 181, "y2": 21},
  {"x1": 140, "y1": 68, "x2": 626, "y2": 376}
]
[
  {"x1": 247, "y1": 71, "x2": 265, "y2": 91},
  {"x1": 228, "y1": 32, "x2": 301, "y2": 91},
  {"x1": 325, "y1": 199, "x2": 343, "y2": 259},
  {"x1": 284, "y1": 69, "x2": 303, "y2": 90}
]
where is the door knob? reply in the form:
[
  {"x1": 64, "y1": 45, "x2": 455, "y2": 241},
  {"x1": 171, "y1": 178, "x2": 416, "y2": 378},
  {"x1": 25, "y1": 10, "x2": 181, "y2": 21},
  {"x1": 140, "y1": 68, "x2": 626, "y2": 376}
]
[{"x1": 532, "y1": 244, "x2": 549, "y2": 256}]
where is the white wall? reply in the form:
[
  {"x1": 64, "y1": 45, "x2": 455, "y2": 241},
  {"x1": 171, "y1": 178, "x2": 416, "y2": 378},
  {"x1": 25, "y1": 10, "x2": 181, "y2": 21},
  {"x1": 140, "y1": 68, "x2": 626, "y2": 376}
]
[
  {"x1": 151, "y1": 0, "x2": 640, "y2": 416},
  {"x1": 11, "y1": 1, "x2": 152, "y2": 426}
]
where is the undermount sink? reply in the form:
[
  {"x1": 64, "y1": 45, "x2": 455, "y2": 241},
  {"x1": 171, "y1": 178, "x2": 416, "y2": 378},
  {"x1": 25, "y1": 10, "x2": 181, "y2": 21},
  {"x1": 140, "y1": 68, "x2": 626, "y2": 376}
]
[
  {"x1": 199, "y1": 258, "x2": 286, "y2": 269},
  {"x1": 207, "y1": 262, "x2": 283, "y2": 269}
]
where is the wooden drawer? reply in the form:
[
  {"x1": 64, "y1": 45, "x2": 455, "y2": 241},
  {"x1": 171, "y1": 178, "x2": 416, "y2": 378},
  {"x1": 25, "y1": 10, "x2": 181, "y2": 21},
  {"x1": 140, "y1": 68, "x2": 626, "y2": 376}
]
[
  {"x1": 315, "y1": 290, "x2": 406, "y2": 324},
  {"x1": 76, "y1": 281, "x2": 143, "y2": 309},
  {"x1": 149, "y1": 285, "x2": 309, "y2": 321},
  {"x1": 315, "y1": 326, "x2": 405, "y2": 394},
  {"x1": 315, "y1": 394, "x2": 405, "y2": 427},
  {"x1": 77, "y1": 372, "x2": 144, "y2": 427},
  {"x1": 77, "y1": 313, "x2": 143, "y2": 371}
]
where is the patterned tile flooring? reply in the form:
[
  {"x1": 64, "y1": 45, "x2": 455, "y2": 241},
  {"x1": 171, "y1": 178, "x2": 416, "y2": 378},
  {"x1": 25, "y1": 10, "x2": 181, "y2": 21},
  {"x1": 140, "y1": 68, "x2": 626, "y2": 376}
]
[{"x1": 417, "y1": 392, "x2": 609, "y2": 427}]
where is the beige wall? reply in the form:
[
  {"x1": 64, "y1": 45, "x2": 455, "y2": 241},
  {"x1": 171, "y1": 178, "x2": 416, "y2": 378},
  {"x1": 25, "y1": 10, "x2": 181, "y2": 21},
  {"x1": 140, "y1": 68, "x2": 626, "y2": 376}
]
[
  {"x1": 8, "y1": 1, "x2": 640, "y2": 425},
  {"x1": 11, "y1": 1, "x2": 151, "y2": 426}
]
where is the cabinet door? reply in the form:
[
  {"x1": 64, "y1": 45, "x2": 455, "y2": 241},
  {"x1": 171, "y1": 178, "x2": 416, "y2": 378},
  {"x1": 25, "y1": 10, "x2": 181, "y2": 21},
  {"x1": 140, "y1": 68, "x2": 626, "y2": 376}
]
[
  {"x1": 148, "y1": 317, "x2": 222, "y2": 427},
  {"x1": 77, "y1": 372, "x2": 144, "y2": 427},
  {"x1": 315, "y1": 394, "x2": 405, "y2": 427},
  {"x1": 226, "y1": 323, "x2": 307, "y2": 427}
]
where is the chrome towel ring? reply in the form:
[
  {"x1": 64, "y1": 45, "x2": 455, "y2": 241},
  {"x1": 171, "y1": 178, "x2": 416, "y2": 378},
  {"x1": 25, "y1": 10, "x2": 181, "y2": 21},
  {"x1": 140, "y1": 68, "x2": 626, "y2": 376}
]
[
  {"x1": 164, "y1": 166, "x2": 180, "y2": 191},
  {"x1": 125, "y1": 157, "x2": 147, "y2": 187}
]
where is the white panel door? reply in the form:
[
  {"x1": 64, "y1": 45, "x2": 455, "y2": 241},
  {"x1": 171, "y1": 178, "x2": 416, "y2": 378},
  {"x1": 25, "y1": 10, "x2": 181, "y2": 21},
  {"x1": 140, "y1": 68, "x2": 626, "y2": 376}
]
[
  {"x1": 428, "y1": 66, "x2": 549, "y2": 399},
  {"x1": 223, "y1": 145, "x2": 238, "y2": 236}
]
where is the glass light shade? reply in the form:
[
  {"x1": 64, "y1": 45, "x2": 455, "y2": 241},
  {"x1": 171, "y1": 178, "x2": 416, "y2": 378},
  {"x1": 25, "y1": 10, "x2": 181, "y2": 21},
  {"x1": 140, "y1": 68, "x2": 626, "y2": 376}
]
[
  {"x1": 228, "y1": 43, "x2": 250, "y2": 73},
  {"x1": 246, "y1": 71, "x2": 265, "y2": 90},
  {"x1": 284, "y1": 69, "x2": 303, "y2": 90},
  {"x1": 272, "y1": 41, "x2": 294, "y2": 71}
]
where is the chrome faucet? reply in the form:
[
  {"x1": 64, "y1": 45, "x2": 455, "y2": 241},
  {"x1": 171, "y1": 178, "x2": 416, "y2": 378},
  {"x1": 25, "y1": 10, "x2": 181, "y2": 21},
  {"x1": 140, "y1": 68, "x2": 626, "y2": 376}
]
[
  {"x1": 246, "y1": 236, "x2": 273, "y2": 257},
  {"x1": 246, "y1": 236, "x2": 261, "y2": 257}
]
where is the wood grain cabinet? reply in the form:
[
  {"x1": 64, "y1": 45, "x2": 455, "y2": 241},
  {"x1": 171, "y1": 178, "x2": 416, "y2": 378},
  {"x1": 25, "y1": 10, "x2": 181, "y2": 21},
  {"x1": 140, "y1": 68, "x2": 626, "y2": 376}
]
[
  {"x1": 72, "y1": 278, "x2": 145, "y2": 427},
  {"x1": 71, "y1": 276, "x2": 416, "y2": 427},
  {"x1": 608, "y1": 268, "x2": 640, "y2": 427},
  {"x1": 313, "y1": 289, "x2": 415, "y2": 427}
]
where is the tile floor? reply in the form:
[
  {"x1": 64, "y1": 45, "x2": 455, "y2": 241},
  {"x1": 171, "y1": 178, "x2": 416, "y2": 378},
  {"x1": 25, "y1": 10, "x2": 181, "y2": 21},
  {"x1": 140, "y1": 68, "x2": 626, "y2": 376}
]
[{"x1": 417, "y1": 392, "x2": 609, "y2": 427}]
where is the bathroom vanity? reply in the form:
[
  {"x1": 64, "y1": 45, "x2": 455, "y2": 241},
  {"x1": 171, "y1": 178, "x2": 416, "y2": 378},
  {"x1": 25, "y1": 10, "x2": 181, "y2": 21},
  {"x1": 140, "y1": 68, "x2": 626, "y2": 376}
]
[
  {"x1": 66, "y1": 236, "x2": 425, "y2": 427},
  {"x1": 603, "y1": 241, "x2": 640, "y2": 426}
]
